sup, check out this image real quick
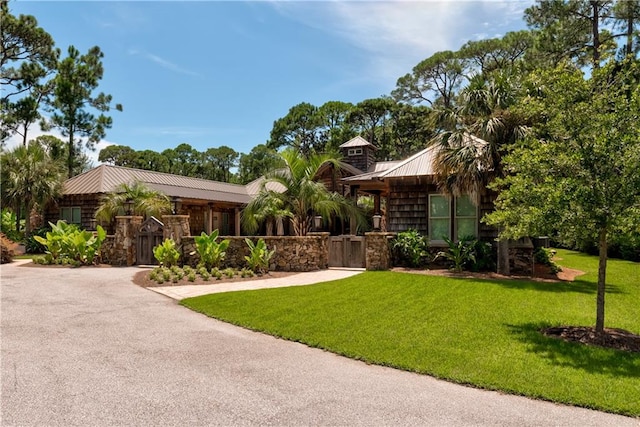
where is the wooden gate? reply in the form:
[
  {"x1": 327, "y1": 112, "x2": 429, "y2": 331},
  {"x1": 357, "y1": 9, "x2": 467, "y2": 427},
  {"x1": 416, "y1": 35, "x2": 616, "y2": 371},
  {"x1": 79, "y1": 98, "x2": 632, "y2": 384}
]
[
  {"x1": 137, "y1": 217, "x2": 164, "y2": 265},
  {"x1": 328, "y1": 235, "x2": 365, "y2": 268}
]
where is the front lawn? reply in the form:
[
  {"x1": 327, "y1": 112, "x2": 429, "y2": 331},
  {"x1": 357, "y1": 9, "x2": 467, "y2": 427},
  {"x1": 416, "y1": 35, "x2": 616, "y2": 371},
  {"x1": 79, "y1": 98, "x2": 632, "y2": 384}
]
[{"x1": 181, "y1": 250, "x2": 640, "y2": 416}]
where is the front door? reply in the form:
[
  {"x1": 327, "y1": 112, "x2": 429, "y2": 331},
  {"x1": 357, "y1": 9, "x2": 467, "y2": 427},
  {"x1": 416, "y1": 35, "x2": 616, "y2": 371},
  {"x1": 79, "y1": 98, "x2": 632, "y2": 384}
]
[{"x1": 328, "y1": 235, "x2": 365, "y2": 268}]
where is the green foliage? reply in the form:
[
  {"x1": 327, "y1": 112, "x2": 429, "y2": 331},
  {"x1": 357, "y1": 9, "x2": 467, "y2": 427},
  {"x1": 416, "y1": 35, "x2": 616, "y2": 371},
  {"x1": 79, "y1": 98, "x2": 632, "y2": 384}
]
[
  {"x1": 95, "y1": 181, "x2": 171, "y2": 223},
  {"x1": 187, "y1": 272, "x2": 196, "y2": 282},
  {"x1": 32, "y1": 220, "x2": 105, "y2": 265},
  {"x1": 240, "y1": 267, "x2": 255, "y2": 278},
  {"x1": 223, "y1": 268, "x2": 236, "y2": 278},
  {"x1": 244, "y1": 238, "x2": 275, "y2": 274},
  {"x1": 0, "y1": 209, "x2": 23, "y2": 242},
  {"x1": 435, "y1": 236, "x2": 477, "y2": 272},
  {"x1": 152, "y1": 238, "x2": 180, "y2": 268},
  {"x1": 469, "y1": 239, "x2": 496, "y2": 272},
  {"x1": 534, "y1": 247, "x2": 561, "y2": 274},
  {"x1": 193, "y1": 229, "x2": 230, "y2": 269},
  {"x1": 392, "y1": 229, "x2": 429, "y2": 268}
]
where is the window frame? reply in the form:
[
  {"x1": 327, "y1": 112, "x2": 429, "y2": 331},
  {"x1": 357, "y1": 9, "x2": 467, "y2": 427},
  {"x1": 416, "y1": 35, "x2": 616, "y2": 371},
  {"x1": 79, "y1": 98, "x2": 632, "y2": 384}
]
[
  {"x1": 428, "y1": 194, "x2": 451, "y2": 245},
  {"x1": 454, "y1": 195, "x2": 478, "y2": 240},
  {"x1": 347, "y1": 148, "x2": 363, "y2": 156},
  {"x1": 60, "y1": 206, "x2": 82, "y2": 225}
]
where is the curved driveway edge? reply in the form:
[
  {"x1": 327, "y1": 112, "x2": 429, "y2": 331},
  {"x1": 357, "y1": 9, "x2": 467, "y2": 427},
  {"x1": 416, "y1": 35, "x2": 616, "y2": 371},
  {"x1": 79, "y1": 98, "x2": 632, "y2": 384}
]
[
  {"x1": 2, "y1": 262, "x2": 638, "y2": 426},
  {"x1": 150, "y1": 268, "x2": 364, "y2": 300}
]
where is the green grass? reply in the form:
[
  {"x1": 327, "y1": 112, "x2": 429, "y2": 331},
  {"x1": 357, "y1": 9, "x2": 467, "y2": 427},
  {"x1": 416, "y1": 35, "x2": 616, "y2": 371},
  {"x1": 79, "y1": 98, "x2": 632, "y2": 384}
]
[{"x1": 181, "y1": 249, "x2": 640, "y2": 416}]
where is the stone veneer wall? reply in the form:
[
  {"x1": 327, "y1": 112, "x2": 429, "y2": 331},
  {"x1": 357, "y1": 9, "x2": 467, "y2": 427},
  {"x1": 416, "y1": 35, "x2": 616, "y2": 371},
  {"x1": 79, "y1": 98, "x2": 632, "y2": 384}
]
[
  {"x1": 365, "y1": 232, "x2": 395, "y2": 270},
  {"x1": 100, "y1": 235, "x2": 117, "y2": 265},
  {"x1": 181, "y1": 233, "x2": 330, "y2": 272}
]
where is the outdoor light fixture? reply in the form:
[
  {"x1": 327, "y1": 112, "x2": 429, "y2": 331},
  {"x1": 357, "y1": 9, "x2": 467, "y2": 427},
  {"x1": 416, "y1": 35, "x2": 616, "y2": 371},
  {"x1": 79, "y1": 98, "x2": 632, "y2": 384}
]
[
  {"x1": 313, "y1": 215, "x2": 323, "y2": 231},
  {"x1": 372, "y1": 214, "x2": 382, "y2": 231},
  {"x1": 171, "y1": 198, "x2": 181, "y2": 215},
  {"x1": 124, "y1": 199, "x2": 133, "y2": 216}
]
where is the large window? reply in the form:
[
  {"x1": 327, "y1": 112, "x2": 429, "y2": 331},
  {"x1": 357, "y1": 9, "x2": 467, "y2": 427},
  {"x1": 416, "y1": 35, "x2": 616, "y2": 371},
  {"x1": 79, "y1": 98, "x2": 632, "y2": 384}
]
[
  {"x1": 455, "y1": 195, "x2": 477, "y2": 239},
  {"x1": 429, "y1": 195, "x2": 450, "y2": 242},
  {"x1": 60, "y1": 207, "x2": 81, "y2": 224},
  {"x1": 429, "y1": 195, "x2": 478, "y2": 242}
]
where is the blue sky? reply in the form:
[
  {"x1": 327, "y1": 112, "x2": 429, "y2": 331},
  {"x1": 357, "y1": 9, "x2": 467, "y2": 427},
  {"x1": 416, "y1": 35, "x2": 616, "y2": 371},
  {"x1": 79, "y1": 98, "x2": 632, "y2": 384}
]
[{"x1": 8, "y1": 1, "x2": 531, "y2": 162}]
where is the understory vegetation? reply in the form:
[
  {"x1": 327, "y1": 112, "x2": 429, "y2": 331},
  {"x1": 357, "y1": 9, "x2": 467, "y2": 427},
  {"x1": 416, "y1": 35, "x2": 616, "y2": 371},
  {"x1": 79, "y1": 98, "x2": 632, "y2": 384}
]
[{"x1": 182, "y1": 249, "x2": 640, "y2": 416}]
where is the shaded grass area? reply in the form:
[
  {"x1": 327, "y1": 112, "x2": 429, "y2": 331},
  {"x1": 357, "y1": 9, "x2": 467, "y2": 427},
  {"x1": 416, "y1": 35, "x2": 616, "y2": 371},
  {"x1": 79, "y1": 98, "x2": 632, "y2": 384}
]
[{"x1": 181, "y1": 249, "x2": 640, "y2": 416}]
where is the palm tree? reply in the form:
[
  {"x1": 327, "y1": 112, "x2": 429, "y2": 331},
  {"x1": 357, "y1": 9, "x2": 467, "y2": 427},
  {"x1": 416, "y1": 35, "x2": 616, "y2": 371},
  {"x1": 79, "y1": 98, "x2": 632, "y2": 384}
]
[
  {"x1": 1, "y1": 143, "x2": 64, "y2": 235},
  {"x1": 242, "y1": 148, "x2": 363, "y2": 236},
  {"x1": 430, "y1": 72, "x2": 530, "y2": 274},
  {"x1": 95, "y1": 181, "x2": 171, "y2": 224}
]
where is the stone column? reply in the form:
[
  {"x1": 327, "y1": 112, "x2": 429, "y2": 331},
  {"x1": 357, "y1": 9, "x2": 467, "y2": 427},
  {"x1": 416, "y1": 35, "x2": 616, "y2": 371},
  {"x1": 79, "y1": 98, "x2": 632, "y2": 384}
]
[
  {"x1": 162, "y1": 215, "x2": 191, "y2": 246},
  {"x1": 307, "y1": 232, "x2": 330, "y2": 269},
  {"x1": 114, "y1": 215, "x2": 143, "y2": 266},
  {"x1": 365, "y1": 232, "x2": 396, "y2": 271}
]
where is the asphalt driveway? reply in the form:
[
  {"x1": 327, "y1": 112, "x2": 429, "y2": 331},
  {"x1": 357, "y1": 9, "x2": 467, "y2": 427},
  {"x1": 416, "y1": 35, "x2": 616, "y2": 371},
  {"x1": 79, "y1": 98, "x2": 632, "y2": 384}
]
[{"x1": 1, "y1": 262, "x2": 638, "y2": 426}]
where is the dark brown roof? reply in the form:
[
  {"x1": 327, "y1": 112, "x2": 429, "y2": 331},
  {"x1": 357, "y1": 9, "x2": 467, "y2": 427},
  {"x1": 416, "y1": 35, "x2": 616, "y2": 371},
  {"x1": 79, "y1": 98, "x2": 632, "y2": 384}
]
[{"x1": 63, "y1": 165, "x2": 252, "y2": 204}]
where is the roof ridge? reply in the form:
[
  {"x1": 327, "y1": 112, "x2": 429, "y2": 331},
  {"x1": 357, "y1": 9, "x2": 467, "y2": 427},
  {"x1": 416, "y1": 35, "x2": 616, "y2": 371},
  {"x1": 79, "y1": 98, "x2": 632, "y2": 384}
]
[{"x1": 378, "y1": 145, "x2": 436, "y2": 178}]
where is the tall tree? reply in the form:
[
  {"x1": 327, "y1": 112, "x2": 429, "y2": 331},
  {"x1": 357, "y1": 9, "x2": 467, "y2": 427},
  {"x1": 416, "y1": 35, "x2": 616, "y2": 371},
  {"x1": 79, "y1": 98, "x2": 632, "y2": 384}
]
[
  {"x1": 317, "y1": 101, "x2": 357, "y2": 153},
  {"x1": 0, "y1": 142, "x2": 63, "y2": 235},
  {"x1": 0, "y1": 1, "x2": 58, "y2": 145},
  {"x1": 98, "y1": 144, "x2": 136, "y2": 166},
  {"x1": 268, "y1": 102, "x2": 323, "y2": 156},
  {"x1": 485, "y1": 59, "x2": 640, "y2": 333},
  {"x1": 525, "y1": 0, "x2": 617, "y2": 70},
  {"x1": 47, "y1": 45, "x2": 122, "y2": 178},
  {"x1": 347, "y1": 97, "x2": 395, "y2": 149},
  {"x1": 201, "y1": 145, "x2": 238, "y2": 182},
  {"x1": 237, "y1": 144, "x2": 284, "y2": 184},
  {"x1": 392, "y1": 51, "x2": 468, "y2": 108},
  {"x1": 612, "y1": 0, "x2": 640, "y2": 57}
]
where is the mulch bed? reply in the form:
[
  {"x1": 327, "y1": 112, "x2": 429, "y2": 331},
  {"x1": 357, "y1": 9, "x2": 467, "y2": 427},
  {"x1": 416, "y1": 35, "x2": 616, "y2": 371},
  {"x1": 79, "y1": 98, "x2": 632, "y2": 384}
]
[
  {"x1": 544, "y1": 326, "x2": 640, "y2": 353},
  {"x1": 132, "y1": 269, "x2": 297, "y2": 288},
  {"x1": 391, "y1": 263, "x2": 585, "y2": 282}
]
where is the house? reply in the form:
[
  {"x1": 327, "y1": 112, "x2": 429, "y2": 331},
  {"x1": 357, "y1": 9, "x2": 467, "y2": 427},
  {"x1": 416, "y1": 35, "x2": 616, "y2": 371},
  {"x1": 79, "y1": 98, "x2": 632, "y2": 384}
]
[
  {"x1": 48, "y1": 135, "x2": 497, "y2": 244},
  {"x1": 45, "y1": 164, "x2": 258, "y2": 235},
  {"x1": 337, "y1": 136, "x2": 497, "y2": 245}
]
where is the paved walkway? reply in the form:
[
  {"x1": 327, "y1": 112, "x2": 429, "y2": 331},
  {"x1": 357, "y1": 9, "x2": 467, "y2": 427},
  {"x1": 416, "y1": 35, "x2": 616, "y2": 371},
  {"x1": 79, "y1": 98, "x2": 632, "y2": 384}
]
[{"x1": 150, "y1": 268, "x2": 364, "y2": 300}]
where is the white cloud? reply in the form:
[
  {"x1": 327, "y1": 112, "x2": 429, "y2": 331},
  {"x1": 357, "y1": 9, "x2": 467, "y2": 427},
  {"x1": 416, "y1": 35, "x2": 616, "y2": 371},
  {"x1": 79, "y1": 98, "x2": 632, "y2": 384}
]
[
  {"x1": 128, "y1": 49, "x2": 201, "y2": 77},
  {"x1": 271, "y1": 1, "x2": 531, "y2": 88}
]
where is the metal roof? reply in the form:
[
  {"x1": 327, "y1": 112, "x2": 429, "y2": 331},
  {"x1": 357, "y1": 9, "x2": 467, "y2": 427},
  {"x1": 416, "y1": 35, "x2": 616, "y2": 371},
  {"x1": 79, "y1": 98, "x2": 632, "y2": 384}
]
[
  {"x1": 378, "y1": 145, "x2": 439, "y2": 178},
  {"x1": 367, "y1": 160, "x2": 402, "y2": 173},
  {"x1": 338, "y1": 136, "x2": 377, "y2": 149},
  {"x1": 63, "y1": 164, "x2": 252, "y2": 204}
]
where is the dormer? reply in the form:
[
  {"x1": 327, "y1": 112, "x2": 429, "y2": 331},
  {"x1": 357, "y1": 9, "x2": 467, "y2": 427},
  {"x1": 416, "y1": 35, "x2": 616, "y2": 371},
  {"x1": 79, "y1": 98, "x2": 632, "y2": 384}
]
[{"x1": 339, "y1": 136, "x2": 377, "y2": 172}]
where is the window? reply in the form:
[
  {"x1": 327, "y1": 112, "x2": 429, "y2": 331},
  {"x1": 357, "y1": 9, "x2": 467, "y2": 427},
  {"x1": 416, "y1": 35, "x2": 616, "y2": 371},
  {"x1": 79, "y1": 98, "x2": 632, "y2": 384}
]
[
  {"x1": 428, "y1": 194, "x2": 478, "y2": 243},
  {"x1": 347, "y1": 148, "x2": 363, "y2": 156},
  {"x1": 429, "y1": 195, "x2": 450, "y2": 242},
  {"x1": 61, "y1": 207, "x2": 81, "y2": 224},
  {"x1": 455, "y1": 195, "x2": 477, "y2": 239}
]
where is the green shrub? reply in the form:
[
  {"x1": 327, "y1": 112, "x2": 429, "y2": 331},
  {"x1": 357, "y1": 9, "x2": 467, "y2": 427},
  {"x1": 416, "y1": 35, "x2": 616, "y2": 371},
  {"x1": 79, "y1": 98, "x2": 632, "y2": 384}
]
[
  {"x1": 33, "y1": 220, "x2": 106, "y2": 265},
  {"x1": 193, "y1": 229, "x2": 230, "y2": 269},
  {"x1": 211, "y1": 267, "x2": 222, "y2": 280},
  {"x1": 392, "y1": 229, "x2": 429, "y2": 267},
  {"x1": 0, "y1": 209, "x2": 24, "y2": 243},
  {"x1": 469, "y1": 239, "x2": 496, "y2": 272},
  {"x1": 153, "y1": 238, "x2": 180, "y2": 268},
  {"x1": 223, "y1": 268, "x2": 236, "y2": 278},
  {"x1": 240, "y1": 267, "x2": 255, "y2": 278},
  {"x1": 25, "y1": 226, "x2": 49, "y2": 253},
  {"x1": 244, "y1": 238, "x2": 275, "y2": 274},
  {"x1": 435, "y1": 236, "x2": 476, "y2": 272},
  {"x1": 187, "y1": 272, "x2": 196, "y2": 282},
  {"x1": 534, "y1": 247, "x2": 561, "y2": 274}
]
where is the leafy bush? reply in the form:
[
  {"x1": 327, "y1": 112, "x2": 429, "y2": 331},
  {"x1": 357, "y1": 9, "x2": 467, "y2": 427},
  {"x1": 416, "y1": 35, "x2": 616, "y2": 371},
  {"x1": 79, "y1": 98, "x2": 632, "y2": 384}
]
[
  {"x1": 25, "y1": 226, "x2": 49, "y2": 253},
  {"x1": 33, "y1": 220, "x2": 106, "y2": 265},
  {"x1": 223, "y1": 268, "x2": 236, "y2": 278},
  {"x1": 244, "y1": 238, "x2": 275, "y2": 274},
  {"x1": 392, "y1": 229, "x2": 429, "y2": 267},
  {"x1": 0, "y1": 209, "x2": 24, "y2": 243},
  {"x1": 435, "y1": 236, "x2": 477, "y2": 272},
  {"x1": 153, "y1": 238, "x2": 180, "y2": 267},
  {"x1": 193, "y1": 229, "x2": 230, "y2": 269},
  {"x1": 469, "y1": 239, "x2": 496, "y2": 272},
  {"x1": 534, "y1": 247, "x2": 561, "y2": 274}
]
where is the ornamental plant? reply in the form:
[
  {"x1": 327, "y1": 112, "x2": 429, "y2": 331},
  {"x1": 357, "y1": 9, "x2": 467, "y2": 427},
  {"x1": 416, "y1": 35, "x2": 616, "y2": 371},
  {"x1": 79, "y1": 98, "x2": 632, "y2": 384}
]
[
  {"x1": 193, "y1": 229, "x2": 230, "y2": 269},
  {"x1": 153, "y1": 238, "x2": 180, "y2": 267},
  {"x1": 244, "y1": 238, "x2": 275, "y2": 274},
  {"x1": 34, "y1": 220, "x2": 106, "y2": 265}
]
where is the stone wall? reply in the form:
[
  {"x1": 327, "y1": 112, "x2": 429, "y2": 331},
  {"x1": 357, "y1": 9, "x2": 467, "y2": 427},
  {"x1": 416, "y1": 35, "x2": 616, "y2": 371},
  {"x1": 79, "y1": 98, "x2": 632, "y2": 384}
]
[
  {"x1": 100, "y1": 235, "x2": 118, "y2": 265},
  {"x1": 365, "y1": 232, "x2": 395, "y2": 270},
  {"x1": 181, "y1": 233, "x2": 329, "y2": 272}
]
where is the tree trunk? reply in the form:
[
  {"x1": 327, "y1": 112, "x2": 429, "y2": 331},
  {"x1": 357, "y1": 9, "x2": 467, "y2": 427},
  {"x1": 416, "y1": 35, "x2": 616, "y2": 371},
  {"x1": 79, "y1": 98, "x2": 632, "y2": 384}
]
[
  {"x1": 15, "y1": 203, "x2": 21, "y2": 233},
  {"x1": 595, "y1": 227, "x2": 608, "y2": 334},
  {"x1": 266, "y1": 219, "x2": 273, "y2": 236},
  {"x1": 68, "y1": 127, "x2": 75, "y2": 178},
  {"x1": 591, "y1": 0, "x2": 601, "y2": 69},
  {"x1": 23, "y1": 202, "x2": 32, "y2": 237},
  {"x1": 497, "y1": 235, "x2": 510, "y2": 276}
]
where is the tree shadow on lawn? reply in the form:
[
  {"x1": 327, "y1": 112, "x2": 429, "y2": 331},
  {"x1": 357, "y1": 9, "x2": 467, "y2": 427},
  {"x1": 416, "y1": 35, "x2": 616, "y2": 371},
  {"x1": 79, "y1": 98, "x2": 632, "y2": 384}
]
[
  {"x1": 506, "y1": 322, "x2": 640, "y2": 378},
  {"x1": 454, "y1": 276, "x2": 623, "y2": 295}
]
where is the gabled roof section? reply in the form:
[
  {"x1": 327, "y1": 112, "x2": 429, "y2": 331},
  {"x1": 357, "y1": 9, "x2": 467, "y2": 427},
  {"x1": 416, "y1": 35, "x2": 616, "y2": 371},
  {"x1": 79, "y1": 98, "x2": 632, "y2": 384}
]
[
  {"x1": 338, "y1": 136, "x2": 377, "y2": 150},
  {"x1": 378, "y1": 145, "x2": 439, "y2": 179},
  {"x1": 63, "y1": 164, "x2": 252, "y2": 204}
]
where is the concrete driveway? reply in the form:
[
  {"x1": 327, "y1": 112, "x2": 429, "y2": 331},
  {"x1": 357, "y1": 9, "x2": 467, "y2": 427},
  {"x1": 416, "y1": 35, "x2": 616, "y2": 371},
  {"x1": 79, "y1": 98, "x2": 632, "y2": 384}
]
[{"x1": 1, "y1": 262, "x2": 638, "y2": 426}]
